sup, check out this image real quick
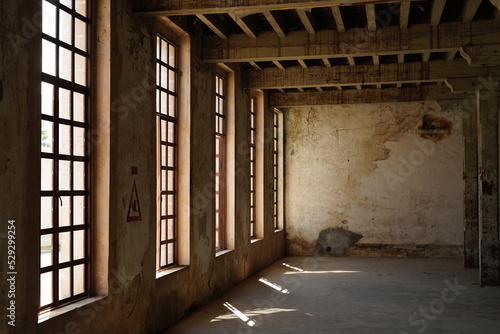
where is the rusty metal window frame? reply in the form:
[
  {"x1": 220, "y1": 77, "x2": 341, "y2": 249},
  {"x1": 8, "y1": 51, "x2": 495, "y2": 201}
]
[
  {"x1": 156, "y1": 34, "x2": 178, "y2": 270},
  {"x1": 250, "y1": 96, "x2": 257, "y2": 239},
  {"x1": 215, "y1": 74, "x2": 226, "y2": 251},
  {"x1": 40, "y1": 0, "x2": 91, "y2": 312}
]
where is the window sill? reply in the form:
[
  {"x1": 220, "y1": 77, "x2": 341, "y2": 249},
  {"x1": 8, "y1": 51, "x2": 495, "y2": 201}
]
[
  {"x1": 38, "y1": 296, "x2": 105, "y2": 324},
  {"x1": 156, "y1": 265, "x2": 189, "y2": 279},
  {"x1": 274, "y1": 228, "x2": 284, "y2": 233},
  {"x1": 251, "y1": 238, "x2": 263, "y2": 244},
  {"x1": 216, "y1": 249, "x2": 233, "y2": 257}
]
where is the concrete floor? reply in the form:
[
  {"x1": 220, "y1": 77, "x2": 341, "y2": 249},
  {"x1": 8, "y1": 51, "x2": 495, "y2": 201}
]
[{"x1": 163, "y1": 256, "x2": 500, "y2": 334}]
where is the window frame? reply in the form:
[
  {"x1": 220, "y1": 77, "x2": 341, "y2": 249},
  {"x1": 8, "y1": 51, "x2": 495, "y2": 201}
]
[
  {"x1": 40, "y1": 0, "x2": 92, "y2": 312},
  {"x1": 156, "y1": 34, "x2": 179, "y2": 270},
  {"x1": 215, "y1": 73, "x2": 227, "y2": 251}
]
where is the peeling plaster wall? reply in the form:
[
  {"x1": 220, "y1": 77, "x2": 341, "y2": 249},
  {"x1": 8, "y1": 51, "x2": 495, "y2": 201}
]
[
  {"x1": 0, "y1": 1, "x2": 284, "y2": 333},
  {"x1": 285, "y1": 102, "x2": 464, "y2": 257}
]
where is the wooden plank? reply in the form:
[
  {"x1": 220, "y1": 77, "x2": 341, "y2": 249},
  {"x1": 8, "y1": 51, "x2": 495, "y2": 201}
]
[
  {"x1": 136, "y1": 0, "x2": 417, "y2": 16},
  {"x1": 296, "y1": 8, "x2": 317, "y2": 34},
  {"x1": 366, "y1": 4, "x2": 377, "y2": 32},
  {"x1": 430, "y1": 0, "x2": 447, "y2": 26},
  {"x1": 263, "y1": 10, "x2": 287, "y2": 38},
  {"x1": 331, "y1": 6, "x2": 345, "y2": 33},
  {"x1": 422, "y1": 52, "x2": 431, "y2": 62},
  {"x1": 372, "y1": 55, "x2": 379, "y2": 65},
  {"x1": 398, "y1": 54, "x2": 405, "y2": 63},
  {"x1": 298, "y1": 59, "x2": 308, "y2": 68},
  {"x1": 202, "y1": 21, "x2": 500, "y2": 63},
  {"x1": 447, "y1": 50, "x2": 456, "y2": 62},
  {"x1": 400, "y1": 2, "x2": 411, "y2": 29},
  {"x1": 462, "y1": 0, "x2": 482, "y2": 23},
  {"x1": 196, "y1": 14, "x2": 229, "y2": 39},
  {"x1": 269, "y1": 86, "x2": 466, "y2": 107},
  {"x1": 322, "y1": 58, "x2": 332, "y2": 67}
]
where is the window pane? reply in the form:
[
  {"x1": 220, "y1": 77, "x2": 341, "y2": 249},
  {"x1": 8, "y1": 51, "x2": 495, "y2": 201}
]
[
  {"x1": 41, "y1": 159, "x2": 53, "y2": 191},
  {"x1": 74, "y1": 127, "x2": 85, "y2": 157},
  {"x1": 74, "y1": 92, "x2": 85, "y2": 122},
  {"x1": 161, "y1": 220, "x2": 167, "y2": 241},
  {"x1": 75, "y1": 18, "x2": 87, "y2": 51},
  {"x1": 59, "y1": 47, "x2": 72, "y2": 81},
  {"x1": 73, "y1": 161, "x2": 85, "y2": 190},
  {"x1": 75, "y1": 53, "x2": 86, "y2": 85},
  {"x1": 41, "y1": 82, "x2": 54, "y2": 116},
  {"x1": 74, "y1": 264, "x2": 85, "y2": 295},
  {"x1": 59, "y1": 232, "x2": 71, "y2": 263},
  {"x1": 41, "y1": 234, "x2": 53, "y2": 267},
  {"x1": 59, "y1": 88, "x2": 71, "y2": 120},
  {"x1": 59, "y1": 10, "x2": 73, "y2": 45},
  {"x1": 73, "y1": 196, "x2": 85, "y2": 226},
  {"x1": 42, "y1": 40, "x2": 56, "y2": 76},
  {"x1": 59, "y1": 160, "x2": 71, "y2": 191},
  {"x1": 59, "y1": 267, "x2": 71, "y2": 299},
  {"x1": 75, "y1": 0, "x2": 87, "y2": 16},
  {"x1": 168, "y1": 243, "x2": 174, "y2": 264},
  {"x1": 40, "y1": 272, "x2": 53, "y2": 307},
  {"x1": 59, "y1": 124, "x2": 72, "y2": 155},
  {"x1": 160, "y1": 245, "x2": 167, "y2": 267},
  {"x1": 41, "y1": 197, "x2": 53, "y2": 229},
  {"x1": 73, "y1": 230, "x2": 85, "y2": 260},
  {"x1": 41, "y1": 120, "x2": 54, "y2": 153},
  {"x1": 59, "y1": 196, "x2": 71, "y2": 227},
  {"x1": 42, "y1": 1, "x2": 57, "y2": 37}
]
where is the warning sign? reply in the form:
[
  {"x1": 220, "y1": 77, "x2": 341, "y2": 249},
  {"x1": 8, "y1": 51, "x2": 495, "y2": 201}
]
[{"x1": 127, "y1": 181, "x2": 142, "y2": 222}]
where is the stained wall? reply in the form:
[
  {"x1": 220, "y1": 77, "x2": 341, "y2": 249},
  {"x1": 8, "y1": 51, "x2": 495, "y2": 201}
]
[{"x1": 285, "y1": 102, "x2": 464, "y2": 257}]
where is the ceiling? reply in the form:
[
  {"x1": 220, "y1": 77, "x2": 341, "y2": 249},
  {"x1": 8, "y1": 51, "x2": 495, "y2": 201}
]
[{"x1": 138, "y1": 0, "x2": 500, "y2": 106}]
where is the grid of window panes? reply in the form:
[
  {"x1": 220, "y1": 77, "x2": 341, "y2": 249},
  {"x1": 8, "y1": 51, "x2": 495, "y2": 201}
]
[
  {"x1": 273, "y1": 111, "x2": 279, "y2": 230},
  {"x1": 40, "y1": 0, "x2": 90, "y2": 311},
  {"x1": 250, "y1": 96, "x2": 256, "y2": 238},
  {"x1": 156, "y1": 35, "x2": 178, "y2": 269},
  {"x1": 215, "y1": 74, "x2": 226, "y2": 251}
]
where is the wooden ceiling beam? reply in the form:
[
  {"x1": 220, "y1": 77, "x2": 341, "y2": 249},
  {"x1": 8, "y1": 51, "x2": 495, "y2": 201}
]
[
  {"x1": 136, "y1": 0, "x2": 416, "y2": 16},
  {"x1": 462, "y1": 0, "x2": 482, "y2": 24},
  {"x1": 400, "y1": 2, "x2": 411, "y2": 29},
  {"x1": 366, "y1": 4, "x2": 377, "y2": 32},
  {"x1": 296, "y1": 8, "x2": 317, "y2": 34},
  {"x1": 263, "y1": 10, "x2": 287, "y2": 38},
  {"x1": 269, "y1": 86, "x2": 467, "y2": 107},
  {"x1": 430, "y1": 0, "x2": 447, "y2": 26},
  {"x1": 245, "y1": 60, "x2": 500, "y2": 89},
  {"x1": 203, "y1": 21, "x2": 500, "y2": 63},
  {"x1": 331, "y1": 6, "x2": 346, "y2": 33},
  {"x1": 196, "y1": 14, "x2": 229, "y2": 39},
  {"x1": 228, "y1": 13, "x2": 259, "y2": 38}
]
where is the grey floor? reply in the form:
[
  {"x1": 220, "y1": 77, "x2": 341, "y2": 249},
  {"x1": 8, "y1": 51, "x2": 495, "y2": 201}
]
[{"x1": 164, "y1": 256, "x2": 500, "y2": 334}]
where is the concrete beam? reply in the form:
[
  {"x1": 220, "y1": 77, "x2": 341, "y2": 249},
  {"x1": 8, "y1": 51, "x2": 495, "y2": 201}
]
[
  {"x1": 202, "y1": 21, "x2": 500, "y2": 63},
  {"x1": 430, "y1": 0, "x2": 447, "y2": 26},
  {"x1": 245, "y1": 60, "x2": 500, "y2": 89},
  {"x1": 263, "y1": 10, "x2": 287, "y2": 38},
  {"x1": 477, "y1": 91, "x2": 500, "y2": 285},
  {"x1": 136, "y1": 0, "x2": 416, "y2": 16},
  {"x1": 331, "y1": 6, "x2": 346, "y2": 33},
  {"x1": 462, "y1": 0, "x2": 482, "y2": 23},
  {"x1": 269, "y1": 86, "x2": 467, "y2": 107}
]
